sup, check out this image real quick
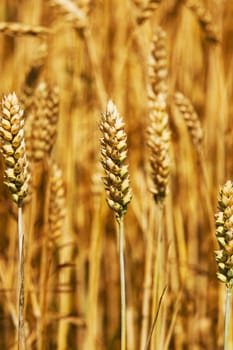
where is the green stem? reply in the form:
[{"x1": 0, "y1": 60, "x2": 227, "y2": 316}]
[
  {"x1": 18, "y1": 204, "x2": 26, "y2": 350},
  {"x1": 224, "y1": 287, "x2": 232, "y2": 350},
  {"x1": 117, "y1": 216, "x2": 126, "y2": 350}
]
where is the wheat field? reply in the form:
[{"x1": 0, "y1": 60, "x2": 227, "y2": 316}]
[{"x1": 0, "y1": 0, "x2": 232, "y2": 349}]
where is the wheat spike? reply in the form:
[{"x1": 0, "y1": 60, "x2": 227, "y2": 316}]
[
  {"x1": 0, "y1": 22, "x2": 51, "y2": 37},
  {"x1": 49, "y1": 163, "x2": 66, "y2": 241},
  {"x1": 185, "y1": 0, "x2": 220, "y2": 43},
  {"x1": 137, "y1": 0, "x2": 162, "y2": 24},
  {"x1": 147, "y1": 27, "x2": 170, "y2": 204},
  {"x1": 174, "y1": 91, "x2": 203, "y2": 148},
  {"x1": 49, "y1": 0, "x2": 88, "y2": 30},
  {"x1": 215, "y1": 180, "x2": 233, "y2": 288},
  {"x1": 100, "y1": 100, "x2": 132, "y2": 219},
  {"x1": 147, "y1": 95, "x2": 170, "y2": 204},
  {"x1": 0, "y1": 93, "x2": 30, "y2": 205},
  {"x1": 31, "y1": 82, "x2": 59, "y2": 161},
  {"x1": 148, "y1": 27, "x2": 168, "y2": 106}
]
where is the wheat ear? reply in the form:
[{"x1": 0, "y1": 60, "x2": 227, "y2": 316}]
[
  {"x1": 137, "y1": 0, "x2": 162, "y2": 25},
  {"x1": 48, "y1": 0, "x2": 88, "y2": 30},
  {"x1": 31, "y1": 82, "x2": 60, "y2": 161},
  {"x1": 49, "y1": 163, "x2": 66, "y2": 240},
  {"x1": 100, "y1": 100, "x2": 132, "y2": 219},
  {"x1": 173, "y1": 91, "x2": 203, "y2": 149},
  {"x1": 185, "y1": 0, "x2": 220, "y2": 43},
  {"x1": 0, "y1": 93, "x2": 30, "y2": 350},
  {"x1": 173, "y1": 91, "x2": 215, "y2": 230},
  {"x1": 147, "y1": 95, "x2": 170, "y2": 204},
  {"x1": 215, "y1": 180, "x2": 233, "y2": 349},
  {"x1": 100, "y1": 100, "x2": 132, "y2": 350},
  {"x1": 148, "y1": 27, "x2": 168, "y2": 104},
  {"x1": 0, "y1": 22, "x2": 51, "y2": 37}
]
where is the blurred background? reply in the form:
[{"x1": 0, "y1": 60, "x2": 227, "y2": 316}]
[{"x1": 0, "y1": 0, "x2": 232, "y2": 349}]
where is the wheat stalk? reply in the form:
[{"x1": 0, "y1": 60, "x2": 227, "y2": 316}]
[
  {"x1": 146, "y1": 94, "x2": 170, "y2": 349},
  {"x1": 37, "y1": 161, "x2": 66, "y2": 349},
  {"x1": 100, "y1": 100, "x2": 132, "y2": 350},
  {"x1": 140, "y1": 25, "x2": 170, "y2": 349},
  {"x1": 0, "y1": 92, "x2": 30, "y2": 350},
  {"x1": 29, "y1": 82, "x2": 60, "y2": 349},
  {"x1": 84, "y1": 170, "x2": 105, "y2": 350}
]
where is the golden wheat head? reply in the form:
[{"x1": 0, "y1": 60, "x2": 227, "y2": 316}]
[
  {"x1": 100, "y1": 100, "x2": 132, "y2": 219},
  {"x1": 215, "y1": 180, "x2": 233, "y2": 288},
  {"x1": 147, "y1": 94, "x2": 170, "y2": 205},
  {"x1": 0, "y1": 93, "x2": 30, "y2": 205}
]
